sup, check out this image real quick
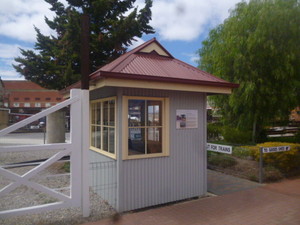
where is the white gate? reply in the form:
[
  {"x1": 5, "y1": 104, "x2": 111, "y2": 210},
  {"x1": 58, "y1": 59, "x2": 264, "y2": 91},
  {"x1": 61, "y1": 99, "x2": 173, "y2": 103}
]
[{"x1": 0, "y1": 89, "x2": 90, "y2": 217}]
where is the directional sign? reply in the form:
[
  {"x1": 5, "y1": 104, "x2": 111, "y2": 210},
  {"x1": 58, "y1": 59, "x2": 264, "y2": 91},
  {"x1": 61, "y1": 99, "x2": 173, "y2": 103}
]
[
  {"x1": 262, "y1": 146, "x2": 290, "y2": 153},
  {"x1": 207, "y1": 143, "x2": 232, "y2": 154}
]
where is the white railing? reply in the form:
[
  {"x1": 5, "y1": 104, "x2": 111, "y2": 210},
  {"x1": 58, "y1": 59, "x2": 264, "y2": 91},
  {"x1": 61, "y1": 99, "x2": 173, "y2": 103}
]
[{"x1": 0, "y1": 89, "x2": 90, "y2": 218}]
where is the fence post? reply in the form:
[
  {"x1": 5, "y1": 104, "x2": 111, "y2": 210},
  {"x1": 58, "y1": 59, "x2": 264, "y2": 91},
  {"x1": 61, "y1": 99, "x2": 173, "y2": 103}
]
[
  {"x1": 81, "y1": 90, "x2": 90, "y2": 217},
  {"x1": 259, "y1": 147, "x2": 263, "y2": 183}
]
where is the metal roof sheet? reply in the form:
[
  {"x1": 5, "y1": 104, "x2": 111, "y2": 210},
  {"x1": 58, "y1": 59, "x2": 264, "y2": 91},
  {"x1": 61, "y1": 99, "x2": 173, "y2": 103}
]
[{"x1": 90, "y1": 38, "x2": 238, "y2": 88}]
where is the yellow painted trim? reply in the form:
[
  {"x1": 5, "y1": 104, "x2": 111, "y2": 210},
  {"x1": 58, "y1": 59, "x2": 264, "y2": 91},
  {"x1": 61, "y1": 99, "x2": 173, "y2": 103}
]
[
  {"x1": 122, "y1": 96, "x2": 170, "y2": 160},
  {"x1": 90, "y1": 96, "x2": 117, "y2": 159},
  {"x1": 90, "y1": 78, "x2": 232, "y2": 94},
  {"x1": 90, "y1": 146, "x2": 117, "y2": 159},
  {"x1": 139, "y1": 42, "x2": 169, "y2": 56}
]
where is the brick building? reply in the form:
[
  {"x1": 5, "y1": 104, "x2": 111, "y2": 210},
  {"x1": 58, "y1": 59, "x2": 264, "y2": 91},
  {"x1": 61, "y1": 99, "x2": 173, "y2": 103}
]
[{"x1": 2, "y1": 80, "x2": 63, "y2": 116}]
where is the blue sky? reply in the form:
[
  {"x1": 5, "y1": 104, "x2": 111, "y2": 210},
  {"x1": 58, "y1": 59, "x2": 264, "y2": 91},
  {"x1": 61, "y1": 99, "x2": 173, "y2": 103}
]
[{"x1": 0, "y1": 0, "x2": 242, "y2": 80}]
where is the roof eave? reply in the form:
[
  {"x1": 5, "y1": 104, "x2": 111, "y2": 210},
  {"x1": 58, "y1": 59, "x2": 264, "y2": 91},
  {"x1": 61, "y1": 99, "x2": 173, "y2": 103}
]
[{"x1": 91, "y1": 71, "x2": 239, "y2": 89}]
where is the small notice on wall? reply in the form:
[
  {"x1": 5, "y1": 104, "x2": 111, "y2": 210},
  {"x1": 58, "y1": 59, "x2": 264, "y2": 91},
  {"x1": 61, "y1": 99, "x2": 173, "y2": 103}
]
[{"x1": 176, "y1": 109, "x2": 198, "y2": 129}]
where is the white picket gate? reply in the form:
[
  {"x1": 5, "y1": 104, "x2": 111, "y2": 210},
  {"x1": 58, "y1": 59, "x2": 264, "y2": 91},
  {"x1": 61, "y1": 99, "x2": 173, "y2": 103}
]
[{"x1": 0, "y1": 89, "x2": 90, "y2": 218}]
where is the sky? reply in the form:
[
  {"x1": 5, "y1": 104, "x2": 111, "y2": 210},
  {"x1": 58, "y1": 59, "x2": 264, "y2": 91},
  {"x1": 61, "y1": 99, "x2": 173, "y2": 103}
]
[{"x1": 0, "y1": 0, "x2": 242, "y2": 80}]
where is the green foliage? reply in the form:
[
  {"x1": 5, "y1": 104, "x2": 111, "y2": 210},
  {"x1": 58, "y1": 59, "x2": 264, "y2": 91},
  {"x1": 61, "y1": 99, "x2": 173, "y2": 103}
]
[
  {"x1": 198, "y1": 0, "x2": 300, "y2": 141},
  {"x1": 232, "y1": 146, "x2": 253, "y2": 159},
  {"x1": 207, "y1": 152, "x2": 237, "y2": 168},
  {"x1": 245, "y1": 142, "x2": 300, "y2": 173},
  {"x1": 207, "y1": 123, "x2": 222, "y2": 141},
  {"x1": 62, "y1": 162, "x2": 70, "y2": 173},
  {"x1": 14, "y1": 0, "x2": 154, "y2": 90},
  {"x1": 222, "y1": 126, "x2": 252, "y2": 144}
]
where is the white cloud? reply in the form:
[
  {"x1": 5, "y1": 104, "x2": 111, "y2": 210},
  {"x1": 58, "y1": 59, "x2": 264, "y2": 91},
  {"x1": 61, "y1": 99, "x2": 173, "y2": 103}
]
[
  {"x1": 150, "y1": 0, "x2": 241, "y2": 41},
  {"x1": 128, "y1": 37, "x2": 145, "y2": 50},
  {"x1": 0, "y1": 0, "x2": 55, "y2": 42},
  {"x1": 0, "y1": 69, "x2": 23, "y2": 80}
]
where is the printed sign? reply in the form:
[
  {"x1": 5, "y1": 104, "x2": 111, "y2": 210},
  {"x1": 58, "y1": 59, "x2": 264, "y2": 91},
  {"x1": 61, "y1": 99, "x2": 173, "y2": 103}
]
[
  {"x1": 207, "y1": 143, "x2": 232, "y2": 154},
  {"x1": 176, "y1": 110, "x2": 198, "y2": 129},
  {"x1": 262, "y1": 146, "x2": 290, "y2": 153}
]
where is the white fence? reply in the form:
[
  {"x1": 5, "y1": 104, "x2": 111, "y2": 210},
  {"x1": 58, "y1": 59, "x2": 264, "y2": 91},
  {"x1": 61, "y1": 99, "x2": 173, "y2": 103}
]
[{"x1": 0, "y1": 89, "x2": 90, "y2": 217}]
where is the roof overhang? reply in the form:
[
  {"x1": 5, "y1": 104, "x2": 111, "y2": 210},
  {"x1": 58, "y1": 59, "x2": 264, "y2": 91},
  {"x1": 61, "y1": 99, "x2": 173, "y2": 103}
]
[{"x1": 89, "y1": 76, "x2": 235, "y2": 94}]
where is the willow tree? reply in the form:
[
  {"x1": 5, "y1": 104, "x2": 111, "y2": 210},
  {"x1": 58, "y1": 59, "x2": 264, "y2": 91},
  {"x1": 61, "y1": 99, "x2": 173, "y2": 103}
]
[
  {"x1": 14, "y1": 0, "x2": 154, "y2": 90},
  {"x1": 198, "y1": 0, "x2": 300, "y2": 141}
]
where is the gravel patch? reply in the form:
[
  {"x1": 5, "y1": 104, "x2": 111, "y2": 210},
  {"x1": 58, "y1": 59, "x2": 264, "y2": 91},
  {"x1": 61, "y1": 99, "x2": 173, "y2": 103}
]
[
  {"x1": 0, "y1": 145, "x2": 116, "y2": 224},
  {"x1": 0, "y1": 189, "x2": 116, "y2": 225}
]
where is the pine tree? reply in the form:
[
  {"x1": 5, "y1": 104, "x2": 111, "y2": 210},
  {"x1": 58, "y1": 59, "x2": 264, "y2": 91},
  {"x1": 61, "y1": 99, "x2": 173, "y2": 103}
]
[{"x1": 14, "y1": 0, "x2": 154, "y2": 90}]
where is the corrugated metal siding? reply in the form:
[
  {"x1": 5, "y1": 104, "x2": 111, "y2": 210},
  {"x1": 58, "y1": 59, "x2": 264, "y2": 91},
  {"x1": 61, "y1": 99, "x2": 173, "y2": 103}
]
[
  {"x1": 89, "y1": 150, "x2": 117, "y2": 209},
  {"x1": 118, "y1": 88, "x2": 206, "y2": 212}
]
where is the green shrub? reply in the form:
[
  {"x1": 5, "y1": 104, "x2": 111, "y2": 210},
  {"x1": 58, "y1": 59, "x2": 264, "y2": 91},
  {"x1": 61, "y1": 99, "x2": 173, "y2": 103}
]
[
  {"x1": 207, "y1": 123, "x2": 222, "y2": 141},
  {"x1": 208, "y1": 152, "x2": 237, "y2": 168},
  {"x1": 222, "y1": 126, "x2": 252, "y2": 144},
  {"x1": 232, "y1": 147, "x2": 253, "y2": 159},
  {"x1": 243, "y1": 142, "x2": 300, "y2": 173}
]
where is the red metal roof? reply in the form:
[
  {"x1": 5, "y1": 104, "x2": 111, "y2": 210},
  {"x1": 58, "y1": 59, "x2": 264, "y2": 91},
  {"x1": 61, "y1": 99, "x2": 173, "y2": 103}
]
[
  {"x1": 3, "y1": 80, "x2": 46, "y2": 90},
  {"x1": 90, "y1": 38, "x2": 238, "y2": 88}
]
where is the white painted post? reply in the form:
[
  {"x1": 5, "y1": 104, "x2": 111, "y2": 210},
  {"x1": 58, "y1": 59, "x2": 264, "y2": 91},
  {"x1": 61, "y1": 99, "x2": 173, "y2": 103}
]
[
  {"x1": 81, "y1": 90, "x2": 90, "y2": 217},
  {"x1": 70, "y1": 89, "x2": 82, "y2": 208}
]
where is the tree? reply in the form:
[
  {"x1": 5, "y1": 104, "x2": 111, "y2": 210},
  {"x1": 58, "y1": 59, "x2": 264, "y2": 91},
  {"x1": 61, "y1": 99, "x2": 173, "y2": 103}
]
[
  {"x1": 13, "y1": 0, "x2": 154, "y2": 90},
  {"x1": 198, "y1": 0, "x2": 300, "y2": 142}
]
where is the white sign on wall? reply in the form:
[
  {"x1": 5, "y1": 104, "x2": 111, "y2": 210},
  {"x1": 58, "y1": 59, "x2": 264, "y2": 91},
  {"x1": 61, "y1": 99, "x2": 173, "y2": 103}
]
[
  {"x1": 207, "y1": 143, "x2": 232, "y2": 154},
  {"x1": 176, "y1": 110, "x2": 198, "y2": 129},
  {"x1": 262, "y1": 146, "x2": 290, "y2": 153}
]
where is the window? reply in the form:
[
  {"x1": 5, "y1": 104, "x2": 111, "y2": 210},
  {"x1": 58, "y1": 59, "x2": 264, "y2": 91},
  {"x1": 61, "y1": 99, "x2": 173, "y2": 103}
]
[
  {"x1": 45, "y1": 103, "x2": 51, "y2": 107},
  {"x1": 24, "y1": 103, "x2": 30, "y2": 107},
  {"x1": 24, "y1": 97, "x2": 30, "y2": 101},
  {"x1": 35, "y1": 102, "x2": 41, "y2": 107},
  {"x1": 35, "y1": 97, "x2": 40, "y2": 101},
  {"x1": 56, "y1": 97, "x2": 62, "y2": 101},
  {"x1": 13, "y1": 103, "x2": 20, "y2": 107},
  {"x1": 14, "y1": 97, "x2": 19, "y2": 101},
  {"x1": 123, "y1": 96, "x2": 169, "y2": 160},
  {"x1": 45, "y1": 97, "x2": 51, "y2": 101},
  {"x1": 90, "y1": 97, "x2": 116, "y2": 158}
]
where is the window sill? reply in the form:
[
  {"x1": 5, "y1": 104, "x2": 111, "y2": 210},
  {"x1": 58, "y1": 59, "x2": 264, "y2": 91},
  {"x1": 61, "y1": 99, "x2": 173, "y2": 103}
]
[
  {"x1": 90, "y1": 146, "x2": 117, "y2": 159},
  {"x1": 122, "y1": 152, "x2": 169, "y2": 160}
]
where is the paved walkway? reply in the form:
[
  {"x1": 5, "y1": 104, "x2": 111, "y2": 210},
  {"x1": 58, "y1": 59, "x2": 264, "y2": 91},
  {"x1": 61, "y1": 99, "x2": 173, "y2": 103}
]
[
  {"x1": 207, "y1": 169, "x2": 262, "y2": 195},
  {"x1": 83, "y1": 177, "x2": 300, "y2": 225}
]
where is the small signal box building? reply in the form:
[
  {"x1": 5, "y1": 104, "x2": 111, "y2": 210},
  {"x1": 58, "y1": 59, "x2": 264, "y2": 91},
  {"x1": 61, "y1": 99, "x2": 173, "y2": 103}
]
[{"x1": 87, "y1": 38, "x2": 238, "y2": 212}]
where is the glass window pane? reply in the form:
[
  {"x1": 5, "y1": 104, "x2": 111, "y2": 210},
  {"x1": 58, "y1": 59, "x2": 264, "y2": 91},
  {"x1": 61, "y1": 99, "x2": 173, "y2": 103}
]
[
  {"x1": 109, "y1": 128, "x2": 115, "y2": 154},
  {"x1": 128, "y1": 100, "x2": 145, "y2": 127},
  {"x1": 147, "y1": 100, "x2": 162, "y2": 126},
  {"x1": 109, "y1": 100, "x2": 115, "y2": 126},
  {"x1": 96, "y1": 126, "x2": 101, "y2": 149},
  {"x1": 103, "y1": 127, "x2": 108, "y2": 151},
  {"x1": 147, "y1": 128, "x2": 162, "y2": 154},
  {"x1": 96, "y1": 102, "x2": 101, "y2": 125},
  {"x1": 128, "y1": 128, "x2": 145, "y2": 155},
  {"x1": 91, "y1": 104, "x2": 96, "y2": 124},
  {"x1": 91, "y1": 126, "x2": 96, "y2": 147},
  {"x1": 103, "y1": 101, "x2": 109, "y2": 125}
]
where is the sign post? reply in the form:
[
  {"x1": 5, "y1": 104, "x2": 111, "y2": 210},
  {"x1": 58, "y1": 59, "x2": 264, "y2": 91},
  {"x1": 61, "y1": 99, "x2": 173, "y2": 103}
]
[
  {"x1": 258, "y1": 145, "x2": 290, "y2": 183},
  {"x1": 259, "y1": 147, "x2": 263, "y2": 183}
]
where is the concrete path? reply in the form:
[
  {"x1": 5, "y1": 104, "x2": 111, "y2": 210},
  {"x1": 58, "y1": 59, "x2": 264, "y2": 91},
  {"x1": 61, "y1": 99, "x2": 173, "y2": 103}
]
[
  {"x1": 207, "y1": 169, "x2": 262, "y2": 195},
  {"x1": 82, "y1": 178, "x2": 300, "y2": 225}
]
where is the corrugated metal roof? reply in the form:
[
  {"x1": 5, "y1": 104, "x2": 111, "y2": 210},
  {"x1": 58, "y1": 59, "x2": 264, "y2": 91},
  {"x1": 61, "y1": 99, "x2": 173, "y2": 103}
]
[
  {"x1": 90, "y1": 38, "x2": 238, "y2": 88},
  {"x1": 3, "y1": 80, "x2": 46, "y2": 90}
]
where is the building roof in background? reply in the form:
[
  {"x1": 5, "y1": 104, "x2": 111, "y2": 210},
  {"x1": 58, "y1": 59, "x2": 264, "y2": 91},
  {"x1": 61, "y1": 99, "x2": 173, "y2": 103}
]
[
  {"x1": 3, "y1": 80, "x2": 49, "y2": 91},
  {"x1": 90, "y1": 38, "x2": 238, "y2": 88}
]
